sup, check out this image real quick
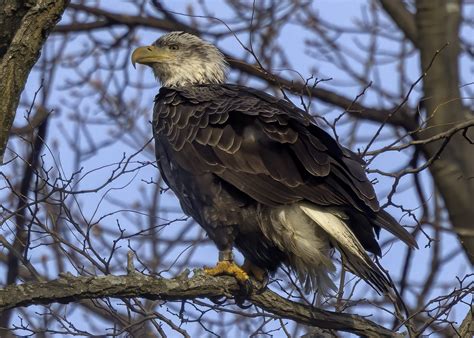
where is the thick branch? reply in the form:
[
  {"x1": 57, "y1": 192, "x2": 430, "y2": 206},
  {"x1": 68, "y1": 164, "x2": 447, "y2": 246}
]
[
  {"x1": 0, "y1": 1, "x2": 31, "y2": 59},
  {"x1": 55, "y1": 3, "x2": 198, "y2": 34},
  {"x1": 379, "y1": 0, "x2": 418, "y2": 46},
  {"x1": 459, "y1": 306, "x2": 473, "y2": 338},
  {"x1": 415, "y1": 0, "x2": 474, "y2": 264},
  {"x1": 0, "y1": 271, "x2": 400, "y2": 337},
  {"x1": 227, "y1": 59, "x2": 415, "y2": 129},
  {"x1": 0, "y1": 0, "x2": 69, "y2": 163}
]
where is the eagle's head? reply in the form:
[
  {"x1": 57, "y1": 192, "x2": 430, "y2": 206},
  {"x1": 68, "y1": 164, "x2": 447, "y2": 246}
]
[{"x1": 131, "y1": 31, "x2": 228, "y2": 87}]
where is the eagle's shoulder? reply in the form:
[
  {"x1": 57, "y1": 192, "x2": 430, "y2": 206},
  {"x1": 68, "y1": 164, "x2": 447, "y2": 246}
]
[
  {"x1": 155, "y1": 84, "x2": 313, "y2": 123},
  {"x1": 153, "y1": 83, "x2": 368, "y2": 177}
]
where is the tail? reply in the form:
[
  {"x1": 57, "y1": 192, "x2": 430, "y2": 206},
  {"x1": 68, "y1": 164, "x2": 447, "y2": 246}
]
[
  {"x1": 374, "y1": 209, "x2": 418, "y2": 249},
  {"x1": 300, "y1": 203, "x2": 394, "y2": 293}
]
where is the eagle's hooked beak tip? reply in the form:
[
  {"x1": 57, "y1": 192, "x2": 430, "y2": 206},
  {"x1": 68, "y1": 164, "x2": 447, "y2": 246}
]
[{"x1": 131, "y1": 46, "x2": 146, "y2": 69}]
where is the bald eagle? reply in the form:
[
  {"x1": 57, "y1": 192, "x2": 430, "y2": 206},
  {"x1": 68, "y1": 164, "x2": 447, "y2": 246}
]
[{"x1": 131, "y1": 32, "x2": 417, "y2": 294}]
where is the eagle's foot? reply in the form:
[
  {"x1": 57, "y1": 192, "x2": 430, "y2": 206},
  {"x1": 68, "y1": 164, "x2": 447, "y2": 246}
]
[{"x1": 204, "y1": 260, "x2": 249, "y2": 284}]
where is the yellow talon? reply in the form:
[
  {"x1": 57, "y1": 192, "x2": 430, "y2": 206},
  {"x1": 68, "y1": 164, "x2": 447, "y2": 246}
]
[{"x1": 204, "y1": 260, "x2": 249, "y2": 283}]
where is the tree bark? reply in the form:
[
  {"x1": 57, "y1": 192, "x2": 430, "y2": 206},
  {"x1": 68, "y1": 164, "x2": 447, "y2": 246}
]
[
  {"x1": 415, "y1": 0, "x2": 474, "y2": 264},
  {"x1": 459, "y1": 306, "x2": 473, "y2": 338},
  {"x1": 0, "y1": 0, "x2": 69, "y2": 163}
]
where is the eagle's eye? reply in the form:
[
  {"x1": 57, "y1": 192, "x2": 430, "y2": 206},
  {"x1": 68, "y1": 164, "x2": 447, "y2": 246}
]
[{"x1": 168, "y1": 45, "x2": 179, "y2": 51}]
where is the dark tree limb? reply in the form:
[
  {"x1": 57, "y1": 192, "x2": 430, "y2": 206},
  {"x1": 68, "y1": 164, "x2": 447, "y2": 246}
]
[
  {"x1": 0, "y1": 0, "x2": 69, "y2": 163},
  {"x1": 379, "y1": 0, "x2": 418, "y2": 46},
  {"x1": 415, "y1": 0, "x2": 474, "y2": 264},
  {"x1": 226, "y1": 58, "x2": 415, "y2": 129},
  {"x1": 56, "y1": 3, "x2": 198, "y2": 34},
  {"x1": 0, "y1": 271, "x2": 402, "y2": 338},
  {"x1": 0, "y1": 108, "x2": 50, "y2": 329}
]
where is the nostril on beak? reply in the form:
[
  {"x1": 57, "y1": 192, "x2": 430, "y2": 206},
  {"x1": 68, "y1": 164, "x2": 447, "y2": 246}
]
[{"x1": 147, "y1": 47, "x2": 153, "y2": 51}]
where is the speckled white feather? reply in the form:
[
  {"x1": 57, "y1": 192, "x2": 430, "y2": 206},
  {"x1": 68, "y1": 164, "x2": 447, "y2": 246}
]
[{"x1": 258, "y1": 204, "x2": 337, "y2": 293}]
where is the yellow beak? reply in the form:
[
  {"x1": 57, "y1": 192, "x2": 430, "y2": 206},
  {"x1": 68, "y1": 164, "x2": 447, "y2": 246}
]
[{"x1": 131, "y1": 45, "x2": 170, "y2": 68}]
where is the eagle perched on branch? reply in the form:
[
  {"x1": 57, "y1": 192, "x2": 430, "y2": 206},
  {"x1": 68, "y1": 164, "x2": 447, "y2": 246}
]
[{"x1": 132, "y1": 32, "x2": 417, "y2": 294}]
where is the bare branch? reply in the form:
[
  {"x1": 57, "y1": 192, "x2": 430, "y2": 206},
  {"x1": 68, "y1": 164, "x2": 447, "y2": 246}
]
[
  {"x1": 0, "y1": 272, "x2": 401, "y2": 337},
  {"x1": 9, "y1": 106, "x2": 50, "y2": 136}
]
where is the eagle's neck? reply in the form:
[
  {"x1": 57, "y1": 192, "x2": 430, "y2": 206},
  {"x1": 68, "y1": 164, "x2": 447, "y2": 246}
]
[{"x1": 153, "y1": 59, "x2": 227, "y2": 87}]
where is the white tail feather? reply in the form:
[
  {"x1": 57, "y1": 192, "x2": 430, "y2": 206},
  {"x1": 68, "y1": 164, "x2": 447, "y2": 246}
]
[
  {"x1": 257, "y1": 203, "x2": 392, "y2": 294},
  {"x1": 299, "y1": 203, "x2": 392, "y2": 293},
  {"x1": 299, "y1": 204, "x2": 368, "y2": 263}
]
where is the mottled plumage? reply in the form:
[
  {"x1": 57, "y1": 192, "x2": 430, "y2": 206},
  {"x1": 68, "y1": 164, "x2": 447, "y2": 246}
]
[{"x1": 132, "y1": 32, "x2": 417, "y2": 294}]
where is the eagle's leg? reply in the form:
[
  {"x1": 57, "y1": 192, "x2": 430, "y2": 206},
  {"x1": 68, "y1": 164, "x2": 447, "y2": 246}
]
[{"x1": 204, "y1": 250, "x2": 249, "y2": 284}]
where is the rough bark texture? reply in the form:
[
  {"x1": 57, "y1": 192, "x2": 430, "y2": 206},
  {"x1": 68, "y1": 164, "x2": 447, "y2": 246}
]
[
  {"x1": 0, "y1": 271, "x2": 402, "y2": 337},
  {"x1": 459, "y1": 307, "x2": 473, "y2": 338},
  {"x1": 415, "y1": 0, "x2": 474, "y2": 264},
  {"x1": 0, "y1": 0, "x2": 69, "y2": 163}
]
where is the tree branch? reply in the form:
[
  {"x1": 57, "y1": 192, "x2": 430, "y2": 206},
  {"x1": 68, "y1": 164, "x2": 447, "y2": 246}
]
[
  {"x1": 459, "y1": 306, "x2": 473, "y2": 338},
  {"x1": 9, "y1": 106, "x2": 50, "y2": 136},
  {"x1": 227, "y1": 58, "x2": 415, "y2": 129},
  {"x1": 0, "y1": 271, "x2": 401, "y2": 337},
  {"x1": 415, "y1": 0, "x2": 474, "y2": 264},
  {"x1": 55, "y1": 3, "x2": 198, "y2": 34},
  {"x1": 0, "y1": 0, "x2": 70, "y2": 163},
  {"x1": 379, "y1": 0, "x2": 418, "y2": 46}
]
